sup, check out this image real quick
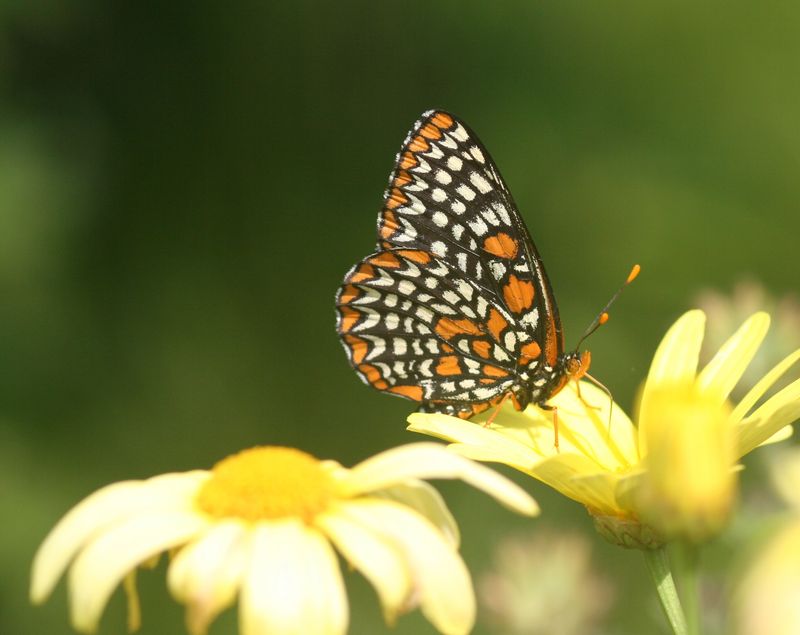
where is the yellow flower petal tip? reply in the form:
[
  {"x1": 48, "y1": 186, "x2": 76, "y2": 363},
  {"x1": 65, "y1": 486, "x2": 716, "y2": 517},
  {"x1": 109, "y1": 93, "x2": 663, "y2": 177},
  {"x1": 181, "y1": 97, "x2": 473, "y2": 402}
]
[
  {"x1": 409, "y1": 309, "x2": 800, "y2": 548},
  {"x1": 31, "y1": 442, "x2": 533, "y2": 635}
]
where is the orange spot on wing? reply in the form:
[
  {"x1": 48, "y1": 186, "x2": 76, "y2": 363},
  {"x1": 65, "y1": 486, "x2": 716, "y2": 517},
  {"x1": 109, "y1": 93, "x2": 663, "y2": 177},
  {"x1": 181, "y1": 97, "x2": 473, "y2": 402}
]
[
  {"x1": 482, "y1": 364, "x2": 509, "y2": 378},
  {"x1": 399, "y1": 151, "x2": 418, "y2": 170},
  {"x1": 368, "y1": 252, "x2": 401, "y2": 268},
  {"x1": 519, "y1": 341, "x2": 541, "y2": 365},
  {"x1": 385, "y1": 187, "x2": 408, "y2": 210},
  {"x1": 435, "y1": 317, "x2": 483, "y2": 340},
  {"x1": 408, "y1": 135, "x2": 430, "y2": 153},
  {"x1": 379, "y1": 211, "x2": 398, "y2": 239},
  {"x1": 344, "y1": 334, "x2": 368, "y2": 363},
  {"x1": 388, "y1": 385, "x2": 423, "y2": 401},
  {"x1": 482, "y1": 233, "x2": 519, "y2": 259},
  {"x1": 472, "y1": 340, "x2": 491, "y2": 358},
  {"x1": 420, "y1": 122, "x2": 443, "y2": 140},
  {"x1": 503, "y1": 275, "x2": 535, "y2": 314},
  {"x1": 397, "y1": 250, "x2": 431, "y2": 264},
  {"x1": 348, "y1": 263, "x2": 375, "y2": 283},
  {"x1": 431, "y1": 112, "x2": 454, "y2": 129},
  {"x1": 358, "y1": 364, "x2": 384, "y2": 386},
  {"x1": 486, "y1": 307, "x2": 509, "y2": 341},
  {"x1": 479, "y1": 378, "x2": 495, "y2": 385},
  {"x1": 339, "y1": 307, "x2": 360, "y2": 332},
  {"x1": 441, "y1": 343, "x2": 454, "y2": 353},
  {"x1": 338, "y1": 284, "x2": 360, "y2": 305},
  {"x1": 393, "y1": 170, "x2": 412, "y2": 187},
  {"x1": 436, "y1": 356, "x2": 462, "y2": 376}
]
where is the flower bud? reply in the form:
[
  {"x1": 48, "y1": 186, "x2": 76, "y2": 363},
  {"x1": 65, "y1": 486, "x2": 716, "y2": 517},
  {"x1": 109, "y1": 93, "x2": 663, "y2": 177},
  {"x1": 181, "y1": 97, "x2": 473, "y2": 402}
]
[{"x1": 636, "y1": 385, "x2": 735, "y2": 543}]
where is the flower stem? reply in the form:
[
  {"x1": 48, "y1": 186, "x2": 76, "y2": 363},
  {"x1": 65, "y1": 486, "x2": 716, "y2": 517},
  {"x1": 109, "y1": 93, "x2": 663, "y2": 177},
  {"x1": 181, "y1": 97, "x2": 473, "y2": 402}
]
[
  {"x1": 673, "y1": 542, "x2": 701, "y2": 635},
  {"x1": 643, "y1": 547, "x2": 688, "y2": 635}
]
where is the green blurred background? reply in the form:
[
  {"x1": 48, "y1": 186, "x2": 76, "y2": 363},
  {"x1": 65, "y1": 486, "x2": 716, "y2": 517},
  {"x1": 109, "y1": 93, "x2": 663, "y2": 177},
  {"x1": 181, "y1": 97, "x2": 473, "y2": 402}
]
[{"x1": 3, "y1": 1, "x2": 799, "y2": 634}]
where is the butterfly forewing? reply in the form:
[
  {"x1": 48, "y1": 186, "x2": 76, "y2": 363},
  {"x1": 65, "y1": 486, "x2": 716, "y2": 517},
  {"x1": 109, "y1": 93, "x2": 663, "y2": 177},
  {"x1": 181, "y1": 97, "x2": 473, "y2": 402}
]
[{"x1": 336, "y1": 110, "x2": 565, "y2": 416}]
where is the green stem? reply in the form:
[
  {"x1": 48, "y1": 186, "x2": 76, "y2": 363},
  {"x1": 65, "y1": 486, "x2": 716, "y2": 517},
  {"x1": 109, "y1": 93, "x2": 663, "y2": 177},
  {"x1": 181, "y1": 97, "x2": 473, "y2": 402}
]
[
  {"x1": 674, "y1": 542, "x2": 701, "y2": 635},
  {"x1": 643, "y1": 547, "x2": 689, "y2": 635}
]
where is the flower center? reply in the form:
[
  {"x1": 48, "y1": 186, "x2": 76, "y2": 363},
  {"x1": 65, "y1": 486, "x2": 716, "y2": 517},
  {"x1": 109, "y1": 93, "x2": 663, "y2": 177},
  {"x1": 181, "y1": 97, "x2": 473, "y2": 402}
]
[{"x1": 196, "y1": 446, "x2": 335, "y2": 522}]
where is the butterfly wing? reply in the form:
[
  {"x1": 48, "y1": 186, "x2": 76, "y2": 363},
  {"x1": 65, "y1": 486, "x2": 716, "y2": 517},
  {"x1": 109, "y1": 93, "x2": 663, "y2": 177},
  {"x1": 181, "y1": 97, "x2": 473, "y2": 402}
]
[{"x1": 336, "y1": 110, "x2": 565, "y2": 416}]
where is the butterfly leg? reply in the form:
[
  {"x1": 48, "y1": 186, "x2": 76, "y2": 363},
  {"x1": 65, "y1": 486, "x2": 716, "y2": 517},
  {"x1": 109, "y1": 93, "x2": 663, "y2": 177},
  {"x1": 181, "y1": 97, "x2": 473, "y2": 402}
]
[
  {"x1": 483, "y1": 391, "x2": 512, "y2": 428},
  {"x1": 575, "y1": 380, "x2": 601, "y2": 410},
  {"x1": 538, "y1": 402, "x2": 560, "y2": 452}
]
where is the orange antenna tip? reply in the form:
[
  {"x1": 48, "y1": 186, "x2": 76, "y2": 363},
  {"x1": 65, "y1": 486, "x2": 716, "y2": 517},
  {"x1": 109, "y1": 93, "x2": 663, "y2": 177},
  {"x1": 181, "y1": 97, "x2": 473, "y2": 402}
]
[
  {"x1": 627, "y1": 264, "x2": 641, "y2": 284},
  {"x1": 599, "y1": 312, "x2": 609, "y2": 325}
]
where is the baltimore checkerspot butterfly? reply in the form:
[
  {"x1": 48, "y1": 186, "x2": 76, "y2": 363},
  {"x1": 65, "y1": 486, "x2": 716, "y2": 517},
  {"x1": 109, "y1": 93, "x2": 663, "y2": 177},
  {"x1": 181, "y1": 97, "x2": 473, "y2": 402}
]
[{"x1": 335, "y1": 110, "x2": 638, "y2": 442}]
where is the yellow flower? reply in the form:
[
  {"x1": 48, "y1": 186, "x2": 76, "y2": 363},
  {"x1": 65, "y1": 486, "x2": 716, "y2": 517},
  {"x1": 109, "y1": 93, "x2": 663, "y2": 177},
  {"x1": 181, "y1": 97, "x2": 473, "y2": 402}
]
[
  {"x1": 409, "y1": 310, "x2": 800, "y2": 548},
  {"x1": 732, "y1": 448, "x2": 800, "y2": 635},
  {"x1": 31, "y1": 443, "x2": 538, "y2": 635}
]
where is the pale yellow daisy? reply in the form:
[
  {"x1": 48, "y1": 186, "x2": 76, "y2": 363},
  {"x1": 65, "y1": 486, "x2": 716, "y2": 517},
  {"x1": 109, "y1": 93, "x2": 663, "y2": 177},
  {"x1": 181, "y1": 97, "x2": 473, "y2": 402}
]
[
  {"x1": 31, "y1": 442, "x2": 538, "y2": 635},
  {"x1": 733, "y1": 448, "x2": 800, "y2": 635},
  {"x1": 409, "y1": 310, "x2": 800, "y2": 547}
]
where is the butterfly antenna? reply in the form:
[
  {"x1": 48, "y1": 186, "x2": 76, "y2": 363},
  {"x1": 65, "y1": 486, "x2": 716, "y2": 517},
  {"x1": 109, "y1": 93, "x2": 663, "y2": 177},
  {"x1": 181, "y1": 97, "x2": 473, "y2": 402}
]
[{"x1": 575, "y1": 264, "x2": 641, "y2": 351}]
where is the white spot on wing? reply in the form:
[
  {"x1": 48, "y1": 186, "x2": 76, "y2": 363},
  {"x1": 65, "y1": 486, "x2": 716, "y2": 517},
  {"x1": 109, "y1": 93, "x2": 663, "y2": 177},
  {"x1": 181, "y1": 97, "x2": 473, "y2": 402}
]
[
  {"x1": 442, "y1": 290, "x2": 460, "y2": 304},
  {"x1": 447, "y1": 155, "x2": 463, "y2": 171},
  {"x1": 397, "y1": 280, "x2": 415, "y2": 296},
  {"x1": 468, "y1": 216, "x2": 489, "y2": 236},
  {"x1": 452, "y1": 125, "x2": 469, "y2": 142},
  {"x1": 451, "y1": 200, "x2": 466, "y2": 215},
  {"x1": 452, "y1": 224, "x2": 465, "y2": 240},
  {"x1": 456, "y1": 280, "x2": 474, "y2": 301},
  {"x1": 456, "y1": 184, "x2": 476, "y2": 201},
  {"x1": 435, "y1": 170, "x2": 452, "y2": 185},
  {"x1": 520, "y1": 308, "x2": 539, "y2": 329},
  {"x1": 470, "y1": 146, "x2": 485, "y2": 164},
  {"x1": 431, "y1": 241, "x2": 447, "y2": 257},
  {"x1": 431, "y1": 188, "x2": 447, "y2": 203},
  {"x1": 470, "y1": 172, "x2": 492, "y2": 194},
  {"x1": 392, "y1": 338, "x2": 407, "y2": 355},
  {"x1": 489, "y1": 261, "x2": 507, "y2": 281},
  {"x1": 432, "y1": 211, "x2": 448, "y2": 227}
]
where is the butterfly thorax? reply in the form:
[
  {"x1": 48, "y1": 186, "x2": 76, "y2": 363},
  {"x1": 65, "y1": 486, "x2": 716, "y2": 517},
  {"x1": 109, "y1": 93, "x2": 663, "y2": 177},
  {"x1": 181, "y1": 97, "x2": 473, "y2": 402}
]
[{"x1": 513, "y1": 349, "x2": 591, "y2": 410}]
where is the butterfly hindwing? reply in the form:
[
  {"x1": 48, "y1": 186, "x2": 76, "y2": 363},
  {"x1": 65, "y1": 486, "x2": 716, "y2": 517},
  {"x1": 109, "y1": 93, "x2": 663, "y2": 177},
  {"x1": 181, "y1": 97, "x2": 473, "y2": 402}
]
[{"x1": 336, "y1": 248, "x2": 518, "y2": 409}]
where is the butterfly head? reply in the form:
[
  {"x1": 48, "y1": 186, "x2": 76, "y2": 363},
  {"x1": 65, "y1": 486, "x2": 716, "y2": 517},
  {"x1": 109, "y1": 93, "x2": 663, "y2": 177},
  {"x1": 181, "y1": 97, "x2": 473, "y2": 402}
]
[{"x1": 563, "y1": 350, "x2": 591, "y2": 381}]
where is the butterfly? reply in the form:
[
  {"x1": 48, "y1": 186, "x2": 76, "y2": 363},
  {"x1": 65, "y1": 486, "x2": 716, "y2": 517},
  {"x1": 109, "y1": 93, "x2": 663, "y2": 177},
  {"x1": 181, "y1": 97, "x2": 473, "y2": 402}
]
[{"x1": 335, "y1": 110, "x2": 636, "y2": 432}]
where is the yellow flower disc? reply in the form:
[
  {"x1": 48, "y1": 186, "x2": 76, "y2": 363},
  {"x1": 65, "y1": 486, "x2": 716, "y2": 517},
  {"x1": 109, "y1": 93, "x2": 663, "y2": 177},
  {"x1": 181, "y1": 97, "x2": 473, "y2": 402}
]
[{"x1": 196, "y1": 446, "x2": 336, "y2": 522}]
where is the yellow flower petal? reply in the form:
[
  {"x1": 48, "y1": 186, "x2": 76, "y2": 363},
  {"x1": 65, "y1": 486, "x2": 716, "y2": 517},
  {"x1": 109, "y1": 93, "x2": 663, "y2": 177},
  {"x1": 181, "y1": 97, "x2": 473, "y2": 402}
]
[
  {"x1": 732, "y1": 349, "x2": 800, "y2": 423},
  {"x1": 371, "y1": 480, "x2": 460, "y2": 547},
  {"x1": 548, "y1": 382, "x2": 638, "y2": 468},
  {"x1": 31, "y1": 471, "x2": 208, "y2": 605},
  {"x1": 645, "y1": 310, "x2": 706, "y2": 387},
  {"x1": 736, "y1": 377, "x2": 800, "y2": 458},
  {"x1": 344, "y1": 442, "x2": 539, "y2": 517},
  {"x1": 696, "y1": 312, "x2": 769, "y2": 405},
  {"x1": 733, "y1": 521, "x2": 800, "y2": 635},
  {"x1": 241, "y1": 520, "x2": 347, "y2": 635},
  {"x1": 638, "y1": 311, "x2": 706, "y2": 456},
  {"x1": 340, "y1": 498, "x2": 475, "y2": 635},
  {"x1": 316, "y1": 506, "x2": 413, "y2": 623},
  {"x1": 757, "y1": 425, "x2": 794, "y2": 447},
  {"x1": 527, "y1": 455, "x2": 627, "y2": 516},
  {"x1": 167, "y1": 520, "x2": 249, "y2": 635},
  {"x1": 407, "y1": 413, "x2": 535, "y2": 472},
  {"x1": 68, "y1": 511, "x2": 209, "y2": 633},
  {"x1": 768, "y1": 449, "x2": 800, "y2": 509}
]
